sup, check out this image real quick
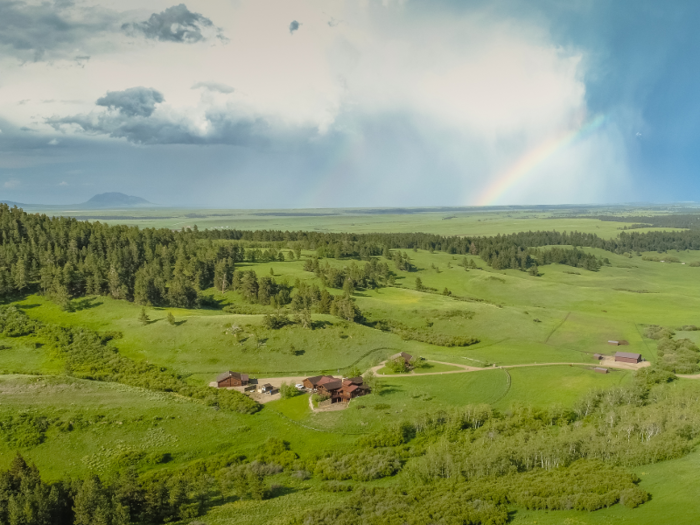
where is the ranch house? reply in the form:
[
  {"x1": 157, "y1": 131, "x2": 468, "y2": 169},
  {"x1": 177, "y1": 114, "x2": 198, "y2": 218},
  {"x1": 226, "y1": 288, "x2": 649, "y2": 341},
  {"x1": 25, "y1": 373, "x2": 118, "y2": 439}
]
[
  {"x1": 303, "y1": 375, "x2": 336, "y2": 391},
  {"x1": 304, "y1": 375, "x2": 371, "y2": 403}
]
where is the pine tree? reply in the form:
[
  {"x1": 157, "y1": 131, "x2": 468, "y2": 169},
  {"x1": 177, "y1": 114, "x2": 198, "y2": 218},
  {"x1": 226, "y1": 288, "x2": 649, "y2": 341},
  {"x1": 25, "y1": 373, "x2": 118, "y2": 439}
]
[
  {"x1": 167, "y1": 312, "x2": 175, "y2": 325},
  {"x1": 415, "y1": 277, "x2": 423, "y2": 291},
  {"x1": 139, "y1": 307, "x2": 150, "y2": 326}
]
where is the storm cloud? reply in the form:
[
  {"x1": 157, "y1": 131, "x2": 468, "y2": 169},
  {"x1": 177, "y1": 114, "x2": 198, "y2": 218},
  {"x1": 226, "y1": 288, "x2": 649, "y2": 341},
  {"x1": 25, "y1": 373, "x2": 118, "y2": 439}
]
[
  {"x1": 47, "y1": 87, "x2": 288, "y2": 146},
  {"x1": 123, "y1": 4, "x2": 222, "y2": 43},
  {"x1": 0, "y1": 0, "x2": 118, "y2": 61},
  {"x1": 96, "y1": 87, "x2": 164, "y2": 117}
]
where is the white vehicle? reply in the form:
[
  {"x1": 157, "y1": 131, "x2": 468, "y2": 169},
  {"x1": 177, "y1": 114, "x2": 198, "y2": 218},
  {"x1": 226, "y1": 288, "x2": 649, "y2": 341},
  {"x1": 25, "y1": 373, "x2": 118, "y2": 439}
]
[{"x1": 295, "y1": 383, "x2": 305, "y2": 389}]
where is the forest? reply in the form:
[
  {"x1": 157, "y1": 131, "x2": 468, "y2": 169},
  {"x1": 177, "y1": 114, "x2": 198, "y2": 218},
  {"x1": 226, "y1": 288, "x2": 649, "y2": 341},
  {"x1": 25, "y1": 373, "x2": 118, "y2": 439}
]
[{"x1": 1, "y1": 205, "x2": 698, "y2": 311}]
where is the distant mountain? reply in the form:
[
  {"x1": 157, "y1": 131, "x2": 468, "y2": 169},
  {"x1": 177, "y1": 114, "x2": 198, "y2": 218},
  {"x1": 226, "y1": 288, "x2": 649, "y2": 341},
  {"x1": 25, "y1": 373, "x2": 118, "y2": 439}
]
[{"x1": 81, "y1": 193, "x2": 153, "y2": 209}]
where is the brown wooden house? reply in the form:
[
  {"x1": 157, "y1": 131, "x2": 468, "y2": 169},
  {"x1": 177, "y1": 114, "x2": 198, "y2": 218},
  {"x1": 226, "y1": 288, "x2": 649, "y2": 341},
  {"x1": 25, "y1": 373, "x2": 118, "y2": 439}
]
[
  {"x1": 216, "y1": 371, "x2": 249, "y2": 388},
  {"x1": 317, "y1": 379, "x2": 344, "y2": 398},
  {"x1": 303, "y1": 375, "x2": 336, "y2": 391},
  {"x1": 337, "y1": 377, "x2": 371, "y2": 402},
  {"x1": 614, "y1": 352, "x2": 642, "y2": 364}
]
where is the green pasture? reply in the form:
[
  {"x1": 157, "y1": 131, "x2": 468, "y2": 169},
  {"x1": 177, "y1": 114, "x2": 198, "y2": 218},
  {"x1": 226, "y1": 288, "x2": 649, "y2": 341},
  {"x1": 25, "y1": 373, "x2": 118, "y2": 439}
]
[
  {"x1": 0, "y1": 375, "x2": 355, "y2": 481},
  {"x1": 37, "y1": 206, "x2": 685, "y2": 239},
  {"x1": 3, "y1": 207, "x2": 700, "y2": 524},
  {"x1": 376, "y1": 361, "x2": 464, "y2": 375}
]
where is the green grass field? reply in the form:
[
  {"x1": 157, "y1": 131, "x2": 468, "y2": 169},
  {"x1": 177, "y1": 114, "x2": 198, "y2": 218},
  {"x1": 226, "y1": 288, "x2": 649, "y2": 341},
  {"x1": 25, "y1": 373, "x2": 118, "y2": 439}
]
[{"x1": 3, "y1": 207, "x2": 700, "y2": 523}]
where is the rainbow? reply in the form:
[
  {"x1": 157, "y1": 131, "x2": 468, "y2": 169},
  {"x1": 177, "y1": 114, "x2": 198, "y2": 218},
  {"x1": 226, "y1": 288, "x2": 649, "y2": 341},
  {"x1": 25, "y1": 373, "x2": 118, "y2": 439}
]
[{"x1": 475, "y1": 114, "x2": 608, "y2": 206}]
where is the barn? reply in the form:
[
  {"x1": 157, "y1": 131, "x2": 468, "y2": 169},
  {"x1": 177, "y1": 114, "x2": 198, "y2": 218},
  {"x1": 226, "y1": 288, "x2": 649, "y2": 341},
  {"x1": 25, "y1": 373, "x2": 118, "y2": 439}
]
[
  {"x1": 216, "y1": 371, "x2": 249, "y2": 388},
  {"x1": 614, "y1": 352, "x2": 642, "y2": 364},
  {"x1": 593, "y1": 367, "x2": 609, "y2": 374}
]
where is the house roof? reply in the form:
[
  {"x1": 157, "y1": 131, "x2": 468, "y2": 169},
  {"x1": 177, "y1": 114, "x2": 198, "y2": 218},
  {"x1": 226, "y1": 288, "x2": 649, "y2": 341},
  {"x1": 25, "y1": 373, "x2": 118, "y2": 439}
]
[
  {"x1": 261, "y1": 383, "x2": 273, "y2": 389},
  {"x1": 593, "y1": 367, "x2": 608, "y2": 372},
  {"x1": 615, "y1": 352, "x2": 641, "y2": 360},
  {"x1": 343, "y1": 384, "x2": 359, "y2": 393},
  {"x1": 306, "y1": 375, "x2": 335, "y2": 386},
  {"x1": 345, "y1": 376, "x2": 363, "y2": 385},
  {"x1": 319, "y1": 380, "x2": 343, "y2": 391},
  {"x1": 390, "y1": 352, "x2": 413, "y2": 362},
  {"x1": 216, "y1": 371, "x2": 247, "y2": 383},
  {"x1": 316, "y1": 376, "x2": 337, "y2": 386}
]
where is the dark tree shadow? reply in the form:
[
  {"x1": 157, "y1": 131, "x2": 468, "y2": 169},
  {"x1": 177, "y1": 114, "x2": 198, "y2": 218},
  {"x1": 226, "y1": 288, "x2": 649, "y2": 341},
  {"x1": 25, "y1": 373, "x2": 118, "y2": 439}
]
[
  {"x1": 18, "y1": 304, "x2": 41, "y2": 309},
  {"x1": 269, "y1": 485, "x2": 299, "y2": 498},
  {"x1": 72, "y1": 297, "x2": 103, "y2": 311},
  {"x1": 378, "y1": 386, "x2": 404, "y2": 396}
]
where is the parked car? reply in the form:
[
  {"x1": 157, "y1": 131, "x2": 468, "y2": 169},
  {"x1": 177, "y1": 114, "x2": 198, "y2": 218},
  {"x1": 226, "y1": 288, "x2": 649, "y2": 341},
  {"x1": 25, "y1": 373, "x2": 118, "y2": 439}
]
[{"x1": 295, "y1": 383, "x2": 305, "y2": 389}]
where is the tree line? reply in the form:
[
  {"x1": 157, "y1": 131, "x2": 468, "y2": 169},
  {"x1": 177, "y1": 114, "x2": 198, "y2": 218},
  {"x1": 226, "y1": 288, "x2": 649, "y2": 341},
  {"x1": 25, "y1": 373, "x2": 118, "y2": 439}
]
[{"x1": 2, "y1": 204, "x2": 700, "y2": 309}]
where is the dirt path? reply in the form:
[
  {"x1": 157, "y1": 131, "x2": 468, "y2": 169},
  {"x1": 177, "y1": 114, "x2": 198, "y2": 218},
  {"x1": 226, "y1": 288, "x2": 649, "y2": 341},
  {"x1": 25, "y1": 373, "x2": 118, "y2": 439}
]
[{"x1": 370, "y1": 357, "x2": 650, "y2": 377}]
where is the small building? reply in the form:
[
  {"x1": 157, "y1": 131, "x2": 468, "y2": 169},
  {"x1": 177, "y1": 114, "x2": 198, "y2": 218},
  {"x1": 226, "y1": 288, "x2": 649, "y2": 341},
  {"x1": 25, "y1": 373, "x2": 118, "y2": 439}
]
[
  {"x1": 216, "y1": 371, "x2": 249, "y2": 388},
  {"x1": 593, "y1": 367, "x2": 609, "y2": 374},
  {"x1": 607, "y1": 340, "x2": 620, "y2": 346},
  {"x1": 257, "y1": 383, "x2": 275, "y2": 394},
  {"x1": 389, "y1": 352, "x2": 413, "y2": 366},
  {"x1": 608, "y1": 340, "x2": 629, "y2": 346},
  {"x1": 614, "y1": 352, "x2": 642, "y2": 364},
  {"x1": 593, "y1": 353, "x2": 603, "y2": 360}
]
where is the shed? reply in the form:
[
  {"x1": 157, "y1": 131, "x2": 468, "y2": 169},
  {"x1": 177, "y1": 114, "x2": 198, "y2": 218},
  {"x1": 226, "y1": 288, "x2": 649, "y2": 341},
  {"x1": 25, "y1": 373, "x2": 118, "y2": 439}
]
[
  {"x1": 216, "y1": 371, "x2": 249, "y2": 388},
  {"x1": 607, "y1": 340, "x2": 620, "y2": 346},
  {"x1": 593, "y1": 353, "x2": 603, "y2": 360},
  {"x1": 258, "y1": 383, "x2": 274, "y2": 394},
  {"x1": 389, "y1": 352, "x2": 413, "y2": 366},
  {"x1": 593, "y1": 367, "x2": 609, "y2": 374},
  {"x1": 614, "y1": 352, "x2": 642, "y2": 364}
]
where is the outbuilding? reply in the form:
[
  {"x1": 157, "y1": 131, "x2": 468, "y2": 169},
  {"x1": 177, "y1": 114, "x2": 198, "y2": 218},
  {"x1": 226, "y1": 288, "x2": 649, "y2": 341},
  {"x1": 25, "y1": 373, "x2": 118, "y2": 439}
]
[
  {"x1": 614, "y1": 352, "x2": 642, "y2": 364},
  {"x1": 389, "y1": 352, "x2": 413, "y2": 366},
  {"x1": 593, "y1": 367, "x2": 609, "y2": 374},
  {"x1": 216, "y1": 371, "x2": 249, "y2": 388},
  {"x1": 258, "y1": 383, "x2": 275, "y2": 394}
]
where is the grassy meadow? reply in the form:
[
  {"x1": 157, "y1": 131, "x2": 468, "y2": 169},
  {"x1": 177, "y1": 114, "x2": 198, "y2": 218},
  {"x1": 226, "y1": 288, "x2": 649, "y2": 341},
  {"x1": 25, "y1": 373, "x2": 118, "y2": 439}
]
[{"x1": 3, "y1": 206, "x2": 700, "y2": 523}]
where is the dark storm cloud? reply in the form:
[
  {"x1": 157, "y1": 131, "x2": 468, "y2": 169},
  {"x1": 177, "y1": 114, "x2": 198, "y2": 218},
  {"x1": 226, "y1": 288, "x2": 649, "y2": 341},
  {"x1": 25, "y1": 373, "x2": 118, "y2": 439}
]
[
  {"x1": 46, "y1": 88, "x2": 290, "y2": 146},
  {"x1": 123, "y1": 4, "x2": 222, "y2": 43},
  {"x1": 0, "y1": 0, "x2": 118, "y2": 61},
  {"x1": 191, "y1": 82, "x2": 235, "y2": 94},
  {"x1": 289, "y1": 20, "x2": 300, "y2": 34},
  {"x1": 96, "y1": 87, "x2": 164, "y2": 117}
]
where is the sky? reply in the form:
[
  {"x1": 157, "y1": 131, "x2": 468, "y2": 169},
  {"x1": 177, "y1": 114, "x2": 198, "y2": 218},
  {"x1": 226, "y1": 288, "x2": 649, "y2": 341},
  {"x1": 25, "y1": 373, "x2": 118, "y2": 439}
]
[{"x1": 0, "y1": 0, "x2": 698, "y2": 208}]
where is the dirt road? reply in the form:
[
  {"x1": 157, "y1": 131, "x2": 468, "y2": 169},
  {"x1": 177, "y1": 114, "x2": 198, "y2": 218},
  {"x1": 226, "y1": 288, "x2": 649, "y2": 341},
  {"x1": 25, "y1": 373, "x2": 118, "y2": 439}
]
[{"x1": 370, "y1": 356, "x2": 650, "y2": 377}]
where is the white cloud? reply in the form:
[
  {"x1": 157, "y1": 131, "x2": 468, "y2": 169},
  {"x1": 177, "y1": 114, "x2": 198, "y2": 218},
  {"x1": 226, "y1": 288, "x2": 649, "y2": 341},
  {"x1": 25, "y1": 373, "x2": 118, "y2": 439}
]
[
  {"x1": 48, "y1": 138, "x2": 60, "y2": 145},
  {"x1": 4, "y1": 179, "x2": 20, "y2": 189},
  {"x1": 0, "y1": 0, "x2": 632, "y2": 206},
  {"x1": 59, "y1": 181, "x2": 68, "y2": 186}
]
